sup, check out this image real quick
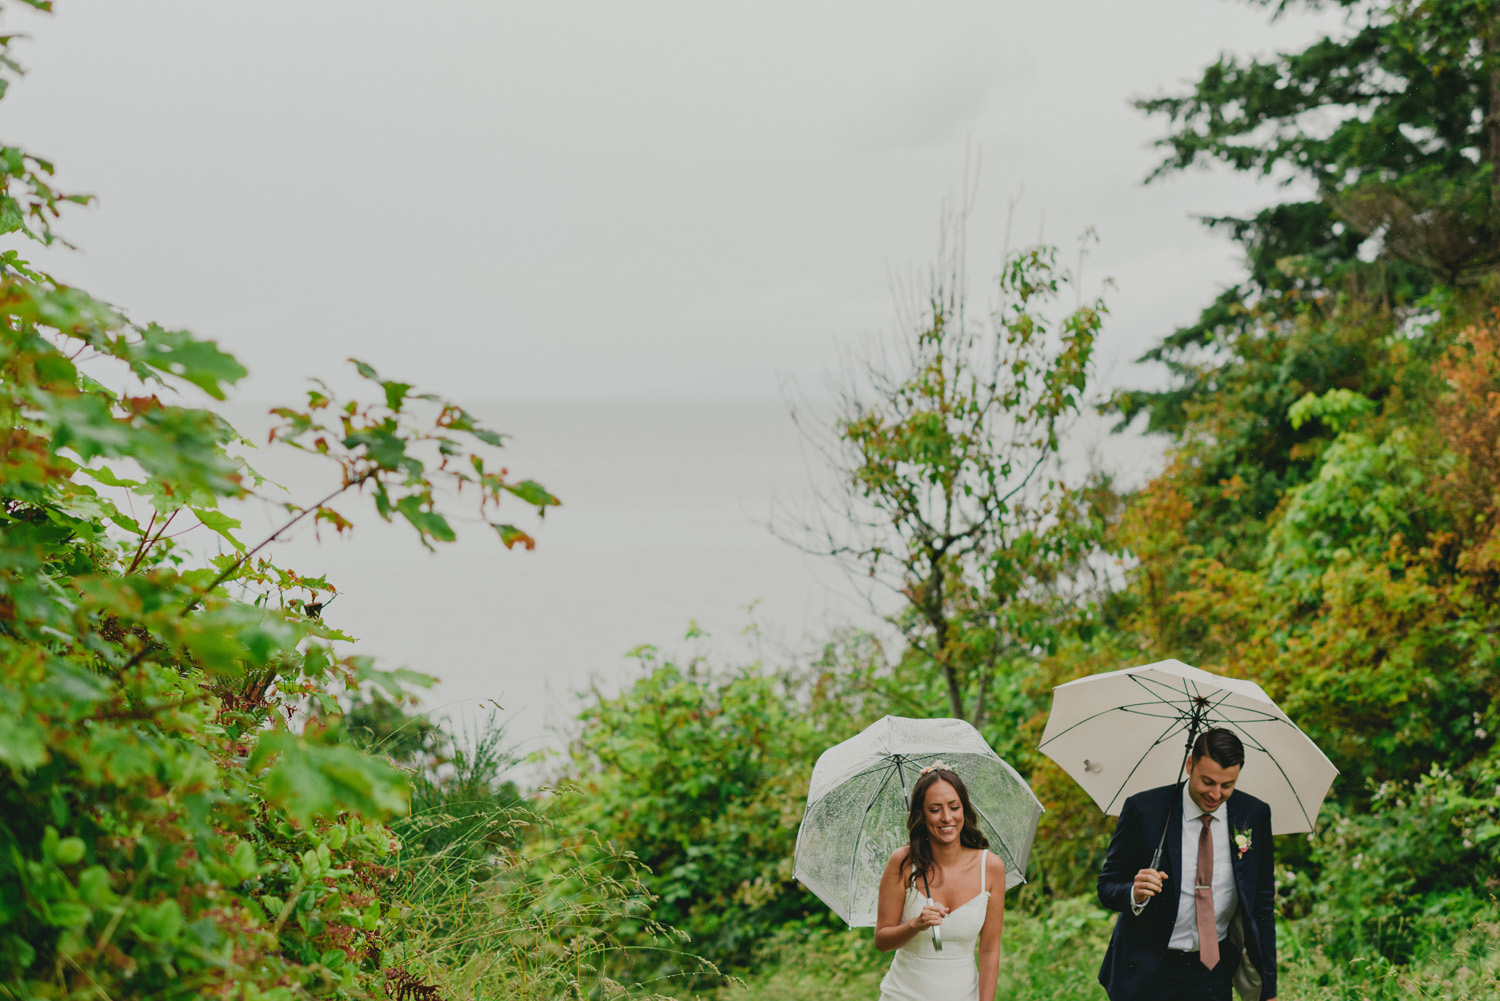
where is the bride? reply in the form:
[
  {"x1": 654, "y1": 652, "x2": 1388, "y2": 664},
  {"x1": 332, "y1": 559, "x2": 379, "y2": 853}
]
[{"x1": 874, "y1": 763, "x2": 1005, "y2": 1001}]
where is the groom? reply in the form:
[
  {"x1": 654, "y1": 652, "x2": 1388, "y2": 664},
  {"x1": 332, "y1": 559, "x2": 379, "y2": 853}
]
[{"x1": 1096, "y1": 728, "x2": 1277, "y2": 1001}]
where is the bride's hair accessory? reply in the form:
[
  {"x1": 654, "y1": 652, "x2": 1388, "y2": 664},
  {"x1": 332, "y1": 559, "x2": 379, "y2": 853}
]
[{"x1": 918, "y1": 760, "x2": 953, "y2": 777}]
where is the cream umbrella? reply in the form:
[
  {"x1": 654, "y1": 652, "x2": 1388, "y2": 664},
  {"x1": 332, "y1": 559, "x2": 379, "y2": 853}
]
[{"x1": 1038, "y1": 658, "x2": 1337, "y2": 838}]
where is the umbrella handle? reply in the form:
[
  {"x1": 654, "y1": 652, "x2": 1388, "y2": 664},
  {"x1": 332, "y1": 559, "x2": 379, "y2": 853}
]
[{"x1": 927, "y1": 897, "x2": 943, "y2": 951}]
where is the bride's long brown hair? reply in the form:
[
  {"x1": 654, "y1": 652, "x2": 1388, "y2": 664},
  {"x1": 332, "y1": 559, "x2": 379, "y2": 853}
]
[{"x1": 901, "y1": 767, "x2": 989, "y2": 888}]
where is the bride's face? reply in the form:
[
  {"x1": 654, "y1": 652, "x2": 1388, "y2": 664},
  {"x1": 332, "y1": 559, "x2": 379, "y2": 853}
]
[{"x1": 922, "y1": 779, "x2": 963, "y2": 846}]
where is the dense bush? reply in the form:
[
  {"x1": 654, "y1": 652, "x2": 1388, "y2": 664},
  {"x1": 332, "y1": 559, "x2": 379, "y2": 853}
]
[
  {"x1": 556, "y1": 634, "x2": 888, "y2": 982},
  {"x1": 0, "y1": 6, "x2": 578, "y2": 996},
  {"x1": 1283, "y1": 751, "x2": 1500, "y2": 970}
]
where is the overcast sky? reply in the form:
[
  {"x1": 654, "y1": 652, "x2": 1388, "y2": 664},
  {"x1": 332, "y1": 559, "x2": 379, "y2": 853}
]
[{"x1": 5, "y1": 0, "x2": 1343, "y2": 404}]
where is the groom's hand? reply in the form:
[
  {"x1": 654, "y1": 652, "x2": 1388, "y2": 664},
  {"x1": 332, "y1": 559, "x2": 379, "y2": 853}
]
[{"x1": 1131, "y1": 868, "x2": 1168, "y2": 905}]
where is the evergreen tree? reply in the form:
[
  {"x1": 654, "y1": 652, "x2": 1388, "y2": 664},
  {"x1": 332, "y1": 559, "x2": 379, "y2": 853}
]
[{"x1": 1120, "y1": 0, "x2": 1500, "y2": 438}]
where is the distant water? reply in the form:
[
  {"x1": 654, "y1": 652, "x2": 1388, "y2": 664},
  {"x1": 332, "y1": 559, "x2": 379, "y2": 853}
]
[
  {"x1": 214, "y1": 399, "x2": 1164, "y2": 770},
  {"x1": 216, "y1": 400, "x2": 876, "y2": 766}
]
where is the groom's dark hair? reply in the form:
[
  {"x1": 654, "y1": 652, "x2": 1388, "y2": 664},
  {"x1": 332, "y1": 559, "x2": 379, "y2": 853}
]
[{"x1": 1191, "y1": 728, "x2": 1245, "y2": 769}]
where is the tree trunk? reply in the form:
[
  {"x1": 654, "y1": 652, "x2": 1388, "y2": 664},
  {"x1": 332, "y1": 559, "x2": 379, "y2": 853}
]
[
  {"x1": 928, "y1": 561, "x2": 966, "y2": 720},
  {"x1": 972, "y1": 667, "x2": 989, "y2": 728},
  {"x1": 933, "y1": 616, "x2": 966, "y2": 720},
  {"x1": 940, "y1": 655, "x2": 965, "y2": 721}
]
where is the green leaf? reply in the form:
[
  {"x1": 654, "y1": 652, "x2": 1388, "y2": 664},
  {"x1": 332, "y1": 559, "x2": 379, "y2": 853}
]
[
  {"x1": 135, "y1": 325, "x2": 248, "y2": 400},
  {"x1": 382, "y1": 380, "x2": 412, "y2": 412},
  {"x1": 136, "y1": 898, "x2": 183, "y2": 942},
  {"x1": 46, "y1": 902, "x2": 92, "y2": 929},
  {"x1": 343, "y1": 424, "x2": 408, "y2": 470},
  {"x1": 79, "y1": 463, "x2": 142, "y2": 489},
  {"x1": 0, "y1": 714, "x2": 49, "y2": 771},
  {"x1": 252, "y1": 730, "x2": 410, "y2": 824},
  {"x1": 230, "y1": 840, "x2": 260, "y2": 881},
  {"x1": 76, "y1": 867, "x2": 118, "y2": 909},
  {"x1": 504, "y1": 479, "x2": 560, "y2": 509},
  {"x1": 52, "y1": 836, "x2": 85, "y2": 866},
  {"x1": 191, "y1": 507, "x2": 245, "y2": 552},
  {"x1": 394, "y1": 495, "x2": 455, "y2": 544}
]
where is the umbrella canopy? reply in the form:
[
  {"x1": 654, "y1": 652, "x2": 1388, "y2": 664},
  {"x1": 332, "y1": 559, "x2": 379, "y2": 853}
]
[
  {"x1": 794, "y1": 715, "x2": 1043, "y2": 928},
  {"x1": 1038, "y1": 658, "x2": 1337, "y2": 834}
]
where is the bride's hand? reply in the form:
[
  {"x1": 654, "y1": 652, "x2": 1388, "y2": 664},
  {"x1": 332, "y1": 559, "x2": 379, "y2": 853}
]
[{"x1": 913, "y1": 904, "x2": 949, "y2": 929}]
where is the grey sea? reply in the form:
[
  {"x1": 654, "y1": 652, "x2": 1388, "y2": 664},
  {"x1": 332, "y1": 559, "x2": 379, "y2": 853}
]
[
  {"x1": 213, "y1": 399, "x2": 1162, "y2": 772},
  {"x1": 216, "y1": 400, "x2": 871, "y2": 768}
]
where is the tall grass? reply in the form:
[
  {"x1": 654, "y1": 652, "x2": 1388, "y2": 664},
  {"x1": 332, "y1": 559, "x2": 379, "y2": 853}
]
[
  {"x1": 374, "y1": 719, "x2": 721, "y2": 1000},
  {"x1": 707, "y1": 894, "x2": 1112, "y2": 1001},
  {"x1": 712, "y1": 894, "x2": 1500, "y2": 1001}
]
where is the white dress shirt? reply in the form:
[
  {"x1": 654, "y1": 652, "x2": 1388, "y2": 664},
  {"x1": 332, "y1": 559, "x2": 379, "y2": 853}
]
[
  {"x1": 1167, "y1": 783, "x2": 1238, "y2": 949},
  {"x1": 1130, "y1": 784, "x2": 1240, "y2": 950}
]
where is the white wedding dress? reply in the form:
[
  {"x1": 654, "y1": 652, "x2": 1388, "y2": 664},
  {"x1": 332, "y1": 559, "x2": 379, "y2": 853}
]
[{"x1": 877, "y1": 852, "x2": 991, "y2": 1001}]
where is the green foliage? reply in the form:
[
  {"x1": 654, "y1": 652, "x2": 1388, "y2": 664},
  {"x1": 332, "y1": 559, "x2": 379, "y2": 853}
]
[
  {"x1": 0, "y1": 6, "x2": 566, "y2": 996},
  {"x1": 1134, "y1": 0, "x2": 1500, "y2": 297},
  {"x1": 394, "y1": 713, "x2": 523, "y2": 891},
  {"x1": 1101, "y1": 303, "x2": 1499, "y2": 794},
  {"x1": 1282, "y1": 755, "x2": 1500, "y2": 970},
  {"x1": 798, "y1": 223, "x2": 1112, "y2": 723},
  {"x1": 715, "y1": 891, "x2": 1500, "y2": 1001},
  {"x1": 1117, "y1": 0, "x2": 1500, "y2": 438},
  {"x1": 373, "y1": 715, "x2": 685, "y2": 1001},
  {"x1": 558, "y1": 635, "x2": 887, "y2": 982},
  {"x1": 1262, "y1": 416, "x2": 1428, "y2": 591},
  {"x1": 1139, "y1": 0, "x2": 1500, "y2": 287},
  {"x1": 705, "y1": 894, "x2": 1121, "y2": 1001}
]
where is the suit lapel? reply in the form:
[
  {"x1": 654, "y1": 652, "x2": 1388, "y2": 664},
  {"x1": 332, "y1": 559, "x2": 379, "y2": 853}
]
[
  {"x1": 1164, "y1": 783, "x2": 1184, "y2": 925},
  {"x1": 1226, "y1": 794, "x2": 1247, "y2": 895}
]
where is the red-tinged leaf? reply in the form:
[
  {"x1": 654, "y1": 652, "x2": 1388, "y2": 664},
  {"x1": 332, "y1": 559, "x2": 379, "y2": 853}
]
[
  {"x1": 314, "y1": 506, "x2": 354, "y2": 534},
  {"x1": 494, "y1": 524, "x2": 536, "y2": 550}
]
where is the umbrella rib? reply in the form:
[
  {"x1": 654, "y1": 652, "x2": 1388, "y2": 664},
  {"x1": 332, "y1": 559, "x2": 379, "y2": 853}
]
[
  {"x1": 836, "y1": 753, "x2": 944, "y2": 788},
  {"x1": 1117, "y1": 706, "x2": 1202, "y2": 721},
  {"x1": 848, "y1": 765, "x2": 900, "y2": 916},
  {"x1": 1039, "y1": 699, "x2": 1196, "y2": 747},
  {"x1": 1200, "y1": 709, "x2": 1289, "y2": 727},
  {"x1": 1131, "y1": 672, "x2": 1206, "y2": 703},
  {"x1": 1203, "y1": 688, "x2": 1287, "y2": 726},
  {"x1": 967, "y1": 802, "x2": 1018, "y2": 871},
  {"x1": 1042, "y1": 673, "x2": 1261, "y2": 749},
  {"x1": 1202, "y1": 712, "x2": 1283, "y2": 752},
  {"x1": 1102, "y1": 713, "x2": 1192, "y2": 814},
  {"x1": 1207, "y1": 716, "x2": 1317, "y2": 829}
]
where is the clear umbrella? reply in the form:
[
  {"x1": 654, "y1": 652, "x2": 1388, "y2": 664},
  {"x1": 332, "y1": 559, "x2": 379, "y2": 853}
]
[
  {"x1": 1038, "y1": 658, "x2": 1338, "y2": 841},
  {"x1": 794, "y1": 715, "x2": 1043, "y2": 930}
]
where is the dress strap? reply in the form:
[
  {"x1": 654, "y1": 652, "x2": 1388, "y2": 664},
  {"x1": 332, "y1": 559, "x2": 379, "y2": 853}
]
[{"x1": 979, "y1": 850, "x2": 986, "y2": 893}]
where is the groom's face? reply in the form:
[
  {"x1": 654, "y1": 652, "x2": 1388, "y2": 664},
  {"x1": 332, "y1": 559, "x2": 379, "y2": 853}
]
[{"x1": 1185, "y1": 754, "x2": 1241, "y2": 814}]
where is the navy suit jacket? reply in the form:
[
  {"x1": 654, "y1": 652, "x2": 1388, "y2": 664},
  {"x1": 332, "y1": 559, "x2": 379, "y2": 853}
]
[{"x1": 1096, "y1": 783, "x2": 1277, "y2": 1001}]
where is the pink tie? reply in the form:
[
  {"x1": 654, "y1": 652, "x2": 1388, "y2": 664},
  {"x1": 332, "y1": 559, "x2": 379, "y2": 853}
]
[{"x1": 1196, "y1": 815, "x2": 1219, "y2": 970}]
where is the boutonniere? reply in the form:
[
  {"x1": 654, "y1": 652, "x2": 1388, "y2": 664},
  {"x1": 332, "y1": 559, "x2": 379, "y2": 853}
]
[{"x1": 1233, "y1": 825, "x2": 1253, "y2": 859}]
